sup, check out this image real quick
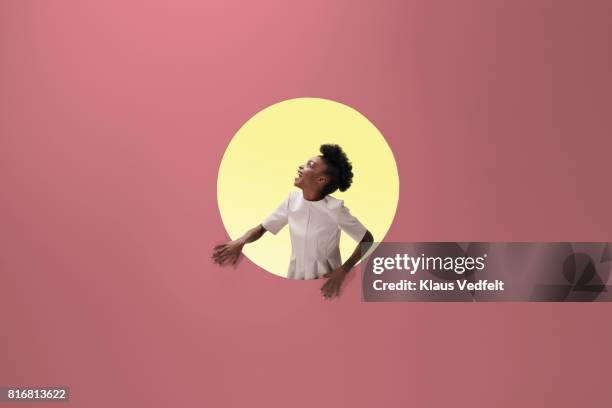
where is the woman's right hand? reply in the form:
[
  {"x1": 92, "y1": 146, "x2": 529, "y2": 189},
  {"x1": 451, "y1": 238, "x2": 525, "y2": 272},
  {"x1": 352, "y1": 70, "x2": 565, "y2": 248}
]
[{"x1": 212, "y1": 239, "x2": 245, "y2": 266}]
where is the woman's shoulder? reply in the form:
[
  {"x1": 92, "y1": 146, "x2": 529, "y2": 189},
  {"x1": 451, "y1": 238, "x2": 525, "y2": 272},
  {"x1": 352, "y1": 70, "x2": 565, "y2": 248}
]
[
  {"x1": 286, "y1": 191, "x2": 347, "y2": 211},
  {"x1": 323, "y1": 194, "x2": 345, "y2": 211},
  {"x1": 288, "y1": 190, "x2": 301, "y2": 201},
  {"x1": 285, "y1": 190, "x2": 303, "y2": 207}
]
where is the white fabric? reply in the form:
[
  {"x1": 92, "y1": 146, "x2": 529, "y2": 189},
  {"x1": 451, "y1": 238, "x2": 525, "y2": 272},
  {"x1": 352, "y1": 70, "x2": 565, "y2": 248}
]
[{"x1": 262, "y1": 190, "x2": 368, "y2": 280}]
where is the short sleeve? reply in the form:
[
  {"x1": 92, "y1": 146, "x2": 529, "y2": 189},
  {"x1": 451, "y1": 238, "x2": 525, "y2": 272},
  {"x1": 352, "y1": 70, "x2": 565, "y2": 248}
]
[
  {"x1": 261, "y1": 193, "x2": 291, "y2": 235},
  {"x1": 337, "y1": 202, "x2": 367, "y2": 242}
]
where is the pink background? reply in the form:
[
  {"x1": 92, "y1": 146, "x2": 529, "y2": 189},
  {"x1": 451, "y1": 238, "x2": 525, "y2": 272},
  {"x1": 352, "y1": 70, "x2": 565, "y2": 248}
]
[{"x1": 2, "y1": 0, "x2": 611, "y2": 406}]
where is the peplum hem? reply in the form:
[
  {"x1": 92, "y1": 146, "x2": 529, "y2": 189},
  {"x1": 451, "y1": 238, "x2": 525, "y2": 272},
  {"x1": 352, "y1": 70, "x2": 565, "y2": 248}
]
[{"x1": 287, "y1": 257, "x2": 336, "y2": 280}]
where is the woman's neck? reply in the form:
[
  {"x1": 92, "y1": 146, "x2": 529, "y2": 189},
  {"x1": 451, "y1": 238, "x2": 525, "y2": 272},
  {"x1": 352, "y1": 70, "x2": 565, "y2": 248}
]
[{"x1": 302, "y1": 189, "x2": 324, "y2": 202}]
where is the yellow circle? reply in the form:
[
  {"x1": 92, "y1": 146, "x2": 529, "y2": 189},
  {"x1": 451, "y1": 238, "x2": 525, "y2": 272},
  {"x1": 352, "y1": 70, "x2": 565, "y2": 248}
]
[{"x1": 217, "y1": 97, "x2": 399, "y2": 278}]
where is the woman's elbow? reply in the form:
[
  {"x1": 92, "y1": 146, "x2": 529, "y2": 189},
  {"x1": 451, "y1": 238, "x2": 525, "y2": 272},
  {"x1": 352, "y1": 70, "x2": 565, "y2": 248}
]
[{"x1": 362, "y1": 230, "x2": 374, "y2": 243}]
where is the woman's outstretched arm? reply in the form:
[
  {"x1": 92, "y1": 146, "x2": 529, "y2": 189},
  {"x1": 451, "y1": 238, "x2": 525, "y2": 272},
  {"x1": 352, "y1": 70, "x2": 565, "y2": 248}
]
[
  {"x1": 212, "y1": 224, "x2": 267, "y2": 266},
  {"x1": 321, "y1": 230, "x2": 374, "y2": 299}
]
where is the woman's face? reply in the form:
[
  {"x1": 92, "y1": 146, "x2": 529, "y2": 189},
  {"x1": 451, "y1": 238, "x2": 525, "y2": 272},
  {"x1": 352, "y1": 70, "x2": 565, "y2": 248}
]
[{"x1": 294, "y1": 156, "x2": 328, "y2": 191}]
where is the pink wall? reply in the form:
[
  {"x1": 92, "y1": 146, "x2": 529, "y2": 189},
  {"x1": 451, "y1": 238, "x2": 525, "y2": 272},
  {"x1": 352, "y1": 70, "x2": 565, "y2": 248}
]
[{"x1": 1, "y1": 1, "x2": 611, "y2": 406}]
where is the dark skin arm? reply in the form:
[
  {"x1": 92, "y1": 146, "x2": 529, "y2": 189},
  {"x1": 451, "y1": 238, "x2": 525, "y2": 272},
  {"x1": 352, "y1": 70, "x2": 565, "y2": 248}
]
[
  {"x1": 320, "y1": 230, "x2": 374, "y2": 300},
  {"x1": 212, "y1": 224, "x2": 267, "y2": 266}
]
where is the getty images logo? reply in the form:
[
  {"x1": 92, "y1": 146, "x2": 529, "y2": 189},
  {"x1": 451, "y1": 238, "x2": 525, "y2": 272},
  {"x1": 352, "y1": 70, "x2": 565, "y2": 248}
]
[{"x1": 371, "y1": 253, "x2": 488, "y2": 275}]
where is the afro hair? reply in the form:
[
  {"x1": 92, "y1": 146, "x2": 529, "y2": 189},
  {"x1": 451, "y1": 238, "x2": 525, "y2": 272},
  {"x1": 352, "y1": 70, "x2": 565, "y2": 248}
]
[{"x1": 319, "y1": 144, "x2": 354, "y2": 196}]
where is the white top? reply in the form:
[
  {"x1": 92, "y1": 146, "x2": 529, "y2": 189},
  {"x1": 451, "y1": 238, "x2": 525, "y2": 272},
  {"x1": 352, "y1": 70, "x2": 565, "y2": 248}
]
[{"x1": 262, "y1": 190, "x2": 368, "y2": 280}]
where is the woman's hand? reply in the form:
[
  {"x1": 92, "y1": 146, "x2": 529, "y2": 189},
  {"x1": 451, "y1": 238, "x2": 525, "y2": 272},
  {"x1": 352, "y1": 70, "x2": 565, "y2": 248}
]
[
  {"x1": 212, "y1": 225, "x2": 267, "y2": 267},
  {"x1": 320, "y1": 230, "x2": 372, "y2": 299},
  {"x1": 320, "y1": 266, "x2": 347, "y2": 299},
  {"x1": 212, "y1": 239, "x2": 245, "y2": 266}
]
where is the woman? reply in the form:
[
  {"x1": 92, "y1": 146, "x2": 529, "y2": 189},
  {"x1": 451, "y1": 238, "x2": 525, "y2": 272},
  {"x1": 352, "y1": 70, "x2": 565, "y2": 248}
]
[{"x1": 212, "y1": 144, "x2": 374, "y2": 299}]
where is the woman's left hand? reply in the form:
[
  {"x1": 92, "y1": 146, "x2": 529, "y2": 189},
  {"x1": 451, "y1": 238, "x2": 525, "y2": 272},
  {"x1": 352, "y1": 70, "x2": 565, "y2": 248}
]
[{"x1": 321, "y1": 267, "x2": 347, "y2": 299}]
